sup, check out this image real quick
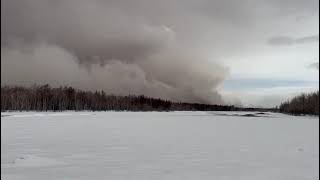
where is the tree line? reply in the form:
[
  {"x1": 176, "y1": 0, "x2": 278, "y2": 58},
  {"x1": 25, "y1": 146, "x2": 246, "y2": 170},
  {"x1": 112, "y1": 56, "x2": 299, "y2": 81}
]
[
  {"x1": 279, "y1": 91, "x2": 319, "y2": 115},
  {"x1": 1, "y1": 84, "x2": 237, "y2": 112}
]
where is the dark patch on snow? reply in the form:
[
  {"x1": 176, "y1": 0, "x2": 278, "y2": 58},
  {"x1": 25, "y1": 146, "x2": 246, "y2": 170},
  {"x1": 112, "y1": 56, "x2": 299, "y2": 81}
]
[
  {"x1": 214, "y1": 112, "x2": 271, "y2": 118},
  {"x1": 256, "y1": 112, "x2": 268, "y2": 115},
  {"x1": 241, "y1": 114, "x2": 258, "y2": 117}
]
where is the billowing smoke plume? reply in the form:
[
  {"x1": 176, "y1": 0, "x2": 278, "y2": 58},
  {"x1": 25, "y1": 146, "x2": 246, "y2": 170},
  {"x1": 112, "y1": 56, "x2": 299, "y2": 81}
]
[{"x1": 1, "y1": 0, "x2": 230, "y2": 104}]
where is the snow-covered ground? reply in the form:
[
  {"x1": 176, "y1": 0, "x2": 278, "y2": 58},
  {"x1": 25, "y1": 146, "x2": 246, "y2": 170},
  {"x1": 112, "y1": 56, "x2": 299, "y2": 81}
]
[{"x1": 1, "y1": 111, "x2": 319, "y2": 180}]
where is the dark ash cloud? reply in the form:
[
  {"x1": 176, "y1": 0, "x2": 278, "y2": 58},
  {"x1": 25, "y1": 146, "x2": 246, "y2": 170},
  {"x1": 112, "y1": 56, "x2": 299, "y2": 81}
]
[{"x1": 1, "y1": 0, "x2": 230, "y2": 104}]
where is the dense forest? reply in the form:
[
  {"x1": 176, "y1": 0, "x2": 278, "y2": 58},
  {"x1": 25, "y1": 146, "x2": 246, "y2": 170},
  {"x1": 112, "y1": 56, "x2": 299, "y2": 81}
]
[
  {"x1": 279, "y1": 91, "x2": 319, "y2": 115},
  {"x1": 1, "y1": 85, "x2": 237, "y2": 112}
]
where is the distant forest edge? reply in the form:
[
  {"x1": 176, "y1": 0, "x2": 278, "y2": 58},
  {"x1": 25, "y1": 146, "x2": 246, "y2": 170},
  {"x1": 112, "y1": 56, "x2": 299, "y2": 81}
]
[
  {"x1": 279, "y1": 91, "x2": 319, "y2": 116},
  {"x1": 2, "y1": 85, "x2": 318, "y2": 115},
  {"x1": 1, "y1": 84, "x2": 234, "y2": 111},
  {"x1": 1, "y1": 84, "x2": 272, "y2": 112}
]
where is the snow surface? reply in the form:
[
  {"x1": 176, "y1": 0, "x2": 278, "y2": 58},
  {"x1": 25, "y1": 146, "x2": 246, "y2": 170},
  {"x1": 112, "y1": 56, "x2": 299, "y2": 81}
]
[{"x1": 1, "y1": 111, "x2": 319, "y2": 180}]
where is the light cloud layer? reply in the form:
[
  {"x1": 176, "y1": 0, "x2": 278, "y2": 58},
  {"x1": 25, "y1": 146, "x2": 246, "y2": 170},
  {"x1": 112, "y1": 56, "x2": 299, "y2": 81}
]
[{"x1": 267, "y1": 35, "x2": 319, "y2": 46}]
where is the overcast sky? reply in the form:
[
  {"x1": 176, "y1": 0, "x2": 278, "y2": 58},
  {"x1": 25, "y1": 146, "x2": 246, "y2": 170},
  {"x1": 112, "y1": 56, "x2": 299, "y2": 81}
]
[{"x1": 1, "y1": 0, "x2": 319, "y2": 107}]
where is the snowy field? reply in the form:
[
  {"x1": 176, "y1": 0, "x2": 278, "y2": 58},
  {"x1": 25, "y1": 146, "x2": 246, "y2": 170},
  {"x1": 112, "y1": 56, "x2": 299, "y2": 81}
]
[{"x1": 1, "y1": 111, "x2": 319, "y2": 180}]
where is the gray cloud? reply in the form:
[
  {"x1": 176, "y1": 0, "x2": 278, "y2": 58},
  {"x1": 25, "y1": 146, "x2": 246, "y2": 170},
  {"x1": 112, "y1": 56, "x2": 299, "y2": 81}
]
[
  {"x1": 1, "y1": 0, "x2": 229, "y2": 104},
  {"x1": 1, "y1": 42, "x2": 227, "y2": 104},
  {"x1": 1, "y1": 0, "x2": 319, "y2": 104},
  {"x1": 267, "y1": 35, "x2": 319, "y2": 46}
]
